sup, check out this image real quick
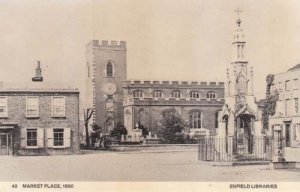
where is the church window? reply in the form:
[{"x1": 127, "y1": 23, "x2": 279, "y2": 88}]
[
  {"x1": 171, "y1": 91, "x2": 181, "y2": 98},
  {"x1": 215, "y1": 111, "x2": 219, "y2": 128},
  {"x1": 132, "y1": 90, "x2": 143, "y2": 98},
  {"x1": 190, "y1": 91, "x2": 200, "y2": 99},
  {"x1": 207, "y1": 91, "x2": 217, "y2": 99},
  {"x1": 189, "y1": 110, "x2": 202, "y2": 129},
  {"x1": 106, "y1": 62, "x2": 113, "y2": 77},
  {"x1": 138, "y1": 108, "x2": 145, "y2": 122},
  {"x1": 152, "y1": 90, "x2": 163, "y2": 98}
]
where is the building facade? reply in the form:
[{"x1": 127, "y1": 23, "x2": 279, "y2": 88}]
[
  {"x1": 123, "y1": 81, "x2": 224, "y2": 136},
  {"x1": 0, "y1": 89, "x2": 80, "y2": 156},
  {"x1": 268, "y1": 64, "x2": 300, "y2": 148}
]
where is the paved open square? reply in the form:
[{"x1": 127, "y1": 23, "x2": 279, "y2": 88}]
[{"x1": 0, "y1": 151, "x2": 300, "y2": 181}]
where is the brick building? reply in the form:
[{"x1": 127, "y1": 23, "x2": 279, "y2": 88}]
[
  {"x1": 85, "y1": 40, "x2": 225, "y2": 136},
  {"x1": 0, "y1": 64, "x2": 80, "y2": 156}
]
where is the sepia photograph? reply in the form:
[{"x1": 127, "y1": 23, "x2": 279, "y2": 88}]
[{"x1": 0, "y1": 0, "x2": 300, "y2": 191}]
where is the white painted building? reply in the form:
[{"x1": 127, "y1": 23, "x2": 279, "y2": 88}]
[{"x1": 268, "y1": 64, "x2": 300, "y2": 152}]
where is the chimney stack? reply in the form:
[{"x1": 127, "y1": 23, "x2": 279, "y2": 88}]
[{"x1": 32, "y1": 61, "x2": 43, "y2": 82}]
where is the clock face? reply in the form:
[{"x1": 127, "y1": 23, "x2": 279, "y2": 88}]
[{"x1": 103, "y1": 82, "x2": 116, "y2": 95}]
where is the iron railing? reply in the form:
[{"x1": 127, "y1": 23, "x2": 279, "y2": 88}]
[{"x1": 198, "y1": 136, "x2": 274, "y2": 162}]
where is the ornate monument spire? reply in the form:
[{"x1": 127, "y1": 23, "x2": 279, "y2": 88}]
[
  {"x1": 232, "y1": 8, "x2": 246, "y2": 61},
  {"x1": 230, "y1": 8, "x2": 249, "y2": 97}
]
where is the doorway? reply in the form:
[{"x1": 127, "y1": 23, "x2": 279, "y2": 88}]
[{"x1": 0, "y1": 133, "x2": 12, "y2": 156}]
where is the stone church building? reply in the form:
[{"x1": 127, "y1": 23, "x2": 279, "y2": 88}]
[{"x1": 85, "y1": 40, "x2": 224, "y2": 136}]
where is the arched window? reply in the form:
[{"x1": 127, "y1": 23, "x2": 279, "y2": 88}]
[
  {"x1": 138, "y1": 108, "x2": 145, "y2": 122},
  {"x1": 189, "y1": 110, "x2": 202, "y2": 129},
  {"x1": 132, "y1": 90, "x2": 143, "y2": 98},
  {"x1": 152, "y1": 90, "x2": 163, "y2": 98},
  {"x1": 106, "y1": 62, "x2": 113, "y2": 77},
  {"x1": 190, "y1": 91, "x2": 200, "y2": 99},
  {"x1": 171, "y1": 90, "x2": 181, "y2": 98},
  {"x1": 207, "y1": 91, "x2": 217, "y2": 99}
]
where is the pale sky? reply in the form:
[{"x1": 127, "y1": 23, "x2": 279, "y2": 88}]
[{"x1": 0, "y1": 0, "x2": 300, "y2": 100}]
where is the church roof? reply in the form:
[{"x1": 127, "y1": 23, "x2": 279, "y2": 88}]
[{"x1": 288, "y1": 64, "x2": 300, "y2": 71}]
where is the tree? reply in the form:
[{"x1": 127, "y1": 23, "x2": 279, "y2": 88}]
[
  {"x1": 262, "y1": 92, "x2": 279, "y2": 130},
  {"x1": 262, "y1": 74, "x2": 279, "y2": 131},
  {"x1": 110, "y1": 122, "x2": 128, "y2": 140},
  {"x1": 90, "y1": 123, "x2": 102, "y2": 148},
  {"x1": 138, "y1": 123, "x2": 149, "y2": 137},
  {"x1": 158, "y1": 109, "x2": 186, "y2": 144}
]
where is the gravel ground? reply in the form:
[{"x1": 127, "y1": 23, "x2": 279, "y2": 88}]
[{"x1": 0, "y1": 151, "x2": 299, "y2": 181}]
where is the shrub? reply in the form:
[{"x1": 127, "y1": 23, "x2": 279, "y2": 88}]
[
  {"x1": 110, "y1": 122, "x2": 128, "y2": 140},
  {"x1": 158, "y1": 109, "x2": 187, "y2": 144}
]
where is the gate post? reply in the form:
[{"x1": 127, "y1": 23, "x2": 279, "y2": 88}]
[{"x1": 227, "y1": 136, "x2": 234, "y2": 161}]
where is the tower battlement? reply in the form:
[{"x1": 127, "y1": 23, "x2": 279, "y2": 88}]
[
  {"x1": 123, "y1": 80, "x2": 224, "y2": 88},
  {"x1": 86, "y1": 40, "x2": 126, "y2": 49}
]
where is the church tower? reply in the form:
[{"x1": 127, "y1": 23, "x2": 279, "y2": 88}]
[{"x1": 85, "y1": 40, "x2": 127, "y2": 134}]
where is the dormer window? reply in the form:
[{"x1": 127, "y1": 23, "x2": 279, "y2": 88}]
[
  {"x1": 171, "y1": 91, "x2": 181, "y2": 98},
  {"x1": 132, "y1": 90, "x2": 143, "y2": 98},
  {"x1": 207, "y1": 91, "x2": 217, "y2": 99},
  {"x1": 190, "y1": 91, "x2": 200, "y2": 99}
]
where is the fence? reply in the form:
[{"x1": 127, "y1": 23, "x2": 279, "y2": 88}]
[{"x1": 198, "y1": 136, "x2": 274, "y2": 162}]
